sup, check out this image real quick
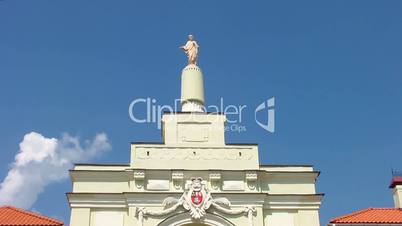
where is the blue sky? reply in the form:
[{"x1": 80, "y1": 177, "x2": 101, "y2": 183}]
[{"x1": 1, "y1": 0, "x2": 402, "y2": 224}]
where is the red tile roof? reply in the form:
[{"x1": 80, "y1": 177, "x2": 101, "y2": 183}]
[
  {"x1": 0, "y1": 206, "x2": 63, "y2": 226},
  {"x1": 330, "y1": 208, "x2": 402, "y2": 224}
]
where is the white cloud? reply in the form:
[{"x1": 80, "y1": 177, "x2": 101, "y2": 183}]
[{"x1": 0, "y1": 132, "x2": 111, "y2": 209}]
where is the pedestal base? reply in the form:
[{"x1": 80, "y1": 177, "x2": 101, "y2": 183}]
[{"x1": 181, "y1": 100, "x2": 204, "y2": 112}]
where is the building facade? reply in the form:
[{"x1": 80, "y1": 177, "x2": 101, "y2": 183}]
[{"x1": 67, "y1": 54, "x2": 323, "y2": 226}]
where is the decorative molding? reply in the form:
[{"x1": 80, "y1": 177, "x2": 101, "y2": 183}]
[
  {"x1": 136, "y1": 177, "x2": 256, "y2": 226},
  {"x1": 135, "y1": 147, "x2": 255, "y2": 161},
  {"x1": 209, "y1": 172, "x2": 221, "y2": 190},
  {"x1": 246, "y1": 171, "x2": 258, "y2": 190},
  {"x1": 172, "y1": 171, "x2": 184, "y2": 180},
  {"x1": 133, "y1": 170, "x2": 145, "y2": 179},
  {"x1": 246, "y1": 171, "x2": 258, "y2": 181},
  {"x1": 133, "y1": 170, "x2": 145, "y2": 189},
  {"x1": 209, "y1": 172, "x2": 221, "y2": 180},
  {"x1": 172, "y1": 171, "x2": 184, "y2": 190}
]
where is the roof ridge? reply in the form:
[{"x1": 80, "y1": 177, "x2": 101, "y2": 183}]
[
  {"x1": 330, "y1": 207, "x2": 402, "y2": 224},
  {"x1": 329, "y1": 207, "x2": 374, "y2": 223},
  {"x1": 368, "y1": 207, "x2": 402, "y2": 210},
  {"x1": 0, "y1": 205, "x2": 63, "y2": 225}
]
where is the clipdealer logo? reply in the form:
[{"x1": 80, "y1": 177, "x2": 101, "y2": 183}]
[
  {"x1": 254, "y1": 97, "x2": 275, "y2": 133},
  {"x1": 128, "y1": 97, "x2": 275, "y2": 133}
]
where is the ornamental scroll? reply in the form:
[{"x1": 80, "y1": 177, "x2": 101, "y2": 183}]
[{"x1": 136, "y1": 177, "x2": 256, "y2": 226}]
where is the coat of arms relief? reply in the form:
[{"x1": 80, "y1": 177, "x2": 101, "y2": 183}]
[{"x1": 136, "y1": 177, "x2": 256, "y2": 226}]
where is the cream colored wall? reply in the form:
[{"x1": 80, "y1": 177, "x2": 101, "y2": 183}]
[
  {"x1": 263, "y1": 209, "x2": 321, "y2": 226},
  {"x1": 264, "y1": 211, "x2": 297, "y2": 226},
  {"x1": 295, "y1": 210, "x2": 320, "y2": 226},
  {"x1": 90, "y1": 209, "x2": 126, "y2": 226},
  {"x1": 393, "y1": 185, "x2": 402, "y2": 208},
  {"x1": 265, "y1": 183, "x2": 315, "y2": 194},
  {"x1": 68, "y1": 113, "x2": 322, "y2": 226},
  {"x1": 71, "y1": 171, "x2": 129, "y2": 193},
  {"x1": 260, "y1": 173, "x2": 318, "y2": 194},
  {"x1": 69, "y1": 167, "x2": 321, "y2": 226},
  {"x1": 69, "y1": 208, "x2": 90, "y2": 226},
  {"x1": 162, "y1": 114, "x2": 225, "y2": 145},
  {"x1": 68, "y1": 167, "x2": 322, "y2": 226}
]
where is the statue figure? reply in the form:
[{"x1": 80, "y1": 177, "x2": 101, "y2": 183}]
[{"x1": 180, "y1": 34, "x2": 199, "y2": 65}]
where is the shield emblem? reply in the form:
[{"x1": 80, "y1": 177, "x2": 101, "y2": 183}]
[{"x1": 191, "y1": 191, "x2": 203, "y2": 205}]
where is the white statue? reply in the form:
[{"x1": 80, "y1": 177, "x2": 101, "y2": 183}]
[{"x1": 180, "y1": 34, "x2": 199, "y2": 65}]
